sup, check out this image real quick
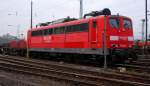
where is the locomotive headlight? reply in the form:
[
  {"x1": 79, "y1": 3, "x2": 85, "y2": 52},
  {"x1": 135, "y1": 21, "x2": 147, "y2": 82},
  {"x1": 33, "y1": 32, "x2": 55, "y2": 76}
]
[
  {"x1": 110, "y1": 36, "x2": 119, "y2": 41},
  {"x1": 111, "y1": 44, "x2": 118, "y2": 48},
  {"x1": 128, "y1": 36, "x2": 134, "y2": 41}
]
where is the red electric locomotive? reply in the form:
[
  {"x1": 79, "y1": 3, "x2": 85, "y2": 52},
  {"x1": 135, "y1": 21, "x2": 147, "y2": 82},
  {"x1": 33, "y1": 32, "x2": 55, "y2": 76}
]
[{"x1": 27, "y1": 8, "x2": 136, "y2": 64}]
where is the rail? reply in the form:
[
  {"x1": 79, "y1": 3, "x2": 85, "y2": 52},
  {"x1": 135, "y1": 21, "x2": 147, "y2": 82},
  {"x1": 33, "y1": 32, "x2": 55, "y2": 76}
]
[{"x1": 0, "y1": 55, "x2": 150, "y2": 86}]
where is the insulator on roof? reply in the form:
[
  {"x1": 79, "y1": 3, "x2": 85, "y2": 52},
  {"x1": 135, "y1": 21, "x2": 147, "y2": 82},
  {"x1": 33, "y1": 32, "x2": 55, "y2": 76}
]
[{"x1": 83, "y1": 8, "x2": 111, "y2": 18}]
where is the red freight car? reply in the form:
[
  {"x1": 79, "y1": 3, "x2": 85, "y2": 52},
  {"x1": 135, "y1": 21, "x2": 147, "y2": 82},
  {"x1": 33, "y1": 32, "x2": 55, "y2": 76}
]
[
  {"x1": 17, "y1": 39, "x2": 27, "y2": 56},
  {"x1": 5, "y1": 39, "x2": 27, "y2": 56},
  {"x1": 18, "y1": 40, "x2": 27, "y2": 49},
  {"x1": 137, "y1": 41, "x2": 150, "y2": 48},
  {"x1": 9, "y1": 40, "x2": 18, "y2": 48},
  {"x1": 27, "y1": 8, "x2": 136, "y2": 63}
]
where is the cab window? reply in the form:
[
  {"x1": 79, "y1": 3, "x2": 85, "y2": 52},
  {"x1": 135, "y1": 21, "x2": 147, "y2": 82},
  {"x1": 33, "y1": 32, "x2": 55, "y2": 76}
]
[
  {"x1": 123, "y1": 19, "x2": 132, "y2": 29},
  {"x1": 93, "y1": 21, "x2": 97, "y2": 28},
  {"x1": 109, "y1": 18, "x2": 120, "y2": 28}
]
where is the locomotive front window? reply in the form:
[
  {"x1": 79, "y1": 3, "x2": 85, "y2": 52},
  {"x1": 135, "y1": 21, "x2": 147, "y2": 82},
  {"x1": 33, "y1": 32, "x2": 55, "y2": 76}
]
[
  {"x1": 123, "y1": 19, "x2": 132, "y2": 29},
  {"x1": 109, "y1": 18, "x2": 120, "y2": 28}
]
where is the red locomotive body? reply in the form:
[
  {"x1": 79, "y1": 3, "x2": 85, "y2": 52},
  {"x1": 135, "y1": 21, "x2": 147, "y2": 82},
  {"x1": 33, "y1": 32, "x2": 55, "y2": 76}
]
[{"x1": 28, "y1": 15, "x2": 134, "y2": 58}]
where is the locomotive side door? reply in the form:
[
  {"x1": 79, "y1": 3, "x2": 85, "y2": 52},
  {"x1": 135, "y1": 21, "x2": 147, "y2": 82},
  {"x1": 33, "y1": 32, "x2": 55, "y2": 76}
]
[{"x1": 89, "y1": 20, "x2": 98, "y2": 48}]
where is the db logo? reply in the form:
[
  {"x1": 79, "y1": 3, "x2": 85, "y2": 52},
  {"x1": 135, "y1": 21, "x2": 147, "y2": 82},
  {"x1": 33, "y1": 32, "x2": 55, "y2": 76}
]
[{"x1": 43, "y1": 36, "x2": 52, "y2": 43}]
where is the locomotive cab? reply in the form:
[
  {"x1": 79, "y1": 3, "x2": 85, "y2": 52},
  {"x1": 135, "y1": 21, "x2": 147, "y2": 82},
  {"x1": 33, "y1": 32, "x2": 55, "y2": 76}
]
[
  {"x1": 108, "y1": 16, "x2": 134, "y2": 49},
  {"x1": 84, "y1": 8, "x2": 134, "y2": 50},
  {"x1": 106, "y1": 15, "x2": 136, "y2": 63}
]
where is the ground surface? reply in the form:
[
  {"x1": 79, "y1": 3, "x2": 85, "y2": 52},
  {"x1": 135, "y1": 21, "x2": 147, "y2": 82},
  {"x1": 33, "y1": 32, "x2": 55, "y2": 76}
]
[
  {"x1": 0, "y1": 70, "x2": 86, "y2": 86},
  {"x1": 0, "y1": 54, "x2": 150, "y2": 86}
]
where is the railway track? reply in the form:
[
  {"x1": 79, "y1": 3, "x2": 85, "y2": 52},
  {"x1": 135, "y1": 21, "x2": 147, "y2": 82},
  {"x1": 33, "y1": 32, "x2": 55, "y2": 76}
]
[
  {"x1": 116, "y1": 64, "x2": 150, "y2": 73},
  {"x1": 138, "y1": 55, "x2": 150, "y2": 59},
  {"x1": 116, "y1": 55, "x2": 150, "y2": 73},
  {"x1": 0, "y1": 75, "x2": 40, "y2": 86},
  {"x1": 132, "y1": 61, "x2": 150, "y2": 66},
  {"x1": 0, "y1": 55, "x2": 150, "y2": 86}
]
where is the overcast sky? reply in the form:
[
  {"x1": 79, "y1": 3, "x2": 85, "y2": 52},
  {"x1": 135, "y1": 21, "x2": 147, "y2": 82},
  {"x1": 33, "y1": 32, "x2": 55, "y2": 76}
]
[{"x1": 0, "y1": 0, "x2": 149, "y2": 39}]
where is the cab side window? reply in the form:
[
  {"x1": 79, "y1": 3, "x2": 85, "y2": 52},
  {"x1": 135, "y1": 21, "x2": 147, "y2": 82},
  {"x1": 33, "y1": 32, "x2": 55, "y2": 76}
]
[{"x1": 93, "y1": 21, "x2": 97, "y2": 28}]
